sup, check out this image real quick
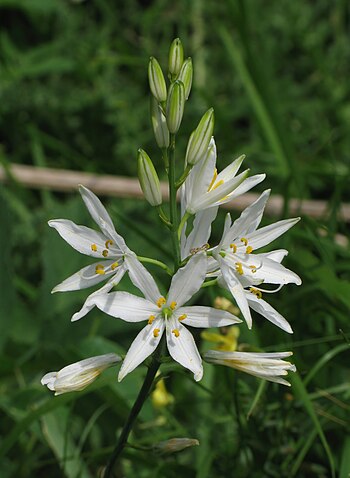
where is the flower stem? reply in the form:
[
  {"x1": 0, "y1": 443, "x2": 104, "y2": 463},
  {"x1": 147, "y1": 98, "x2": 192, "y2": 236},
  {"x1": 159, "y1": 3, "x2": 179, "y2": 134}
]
[
  {"x1": 168, "y1": 133, "x2": 181, "y2": 269},
  {"x1": 137, "y1": 255, "x2": 173, "y2": 275},
  {"x1": 104, "y1": 342, "x2": 164, "y2": 477}
]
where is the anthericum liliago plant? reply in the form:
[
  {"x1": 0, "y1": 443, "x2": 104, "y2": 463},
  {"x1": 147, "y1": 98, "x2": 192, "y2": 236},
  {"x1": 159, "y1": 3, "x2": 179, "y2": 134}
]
[{"x1": 42, "y1": 38, "x2": 301, "y2": 476}]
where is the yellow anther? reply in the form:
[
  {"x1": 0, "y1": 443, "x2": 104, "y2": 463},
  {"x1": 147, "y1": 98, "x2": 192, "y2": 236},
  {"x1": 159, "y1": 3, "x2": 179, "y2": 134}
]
[
  {"x1": 91, "y1": 244, "x2": 97, "y2": 252},
  {"x1": 230, "y1": 243, "x2": 237, "y2": 253},
  {"x1": 207, "y1": 168, "x2": 218, "y2": 191},
  {"x1": 178, "y1": 314, "x2": 187, "y2": 321},
  {"x1": 235, "y1": 262, "x2": 244, "y2": 275},
  {"x1": 153, "y1": 328, "x2": 160, "y2": 338},
  {"x1": 250, "y1": 287, "x2": 262, "y2": 299},
  {"x1": 240, "y1": 237, "x2": 248, "y2": 246},
  {"x1": 148, "y1": 315, "x2": 156, "y2": 325},
  {"x1": 246, "y1": 246, "x2": 253, "y2": 254},
  {"x1": 170, "y1": 301, "x2": 177, "y2": 310},
  {"x1": 95, "y1": 264, "x2": 105, "y2": 275},
  {"x1": 102, "y1": 249, "x2": 109, "y2": 257},
  {"x1": 156, "y1": 297, "x2": 166, "y2": 308},
  {"x1": 111, "y1": 261, "x2": 119, "y2": 270},
  {"x1": 172, "y1": 329, "x2": 180, "y2": 338},
  {"x1": 249, "y1": 265, "x2": 257, "y2": 273},
  {"x1": 210, "y1": 179, "x2": 224, "y2": 191},
  {"x1": 105, "y1": 239, "x2": 113, "y2": 249}
]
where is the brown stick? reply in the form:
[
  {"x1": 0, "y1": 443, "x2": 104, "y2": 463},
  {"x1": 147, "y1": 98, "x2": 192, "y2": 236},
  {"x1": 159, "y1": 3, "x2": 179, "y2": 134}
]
[{"x1": 1, "y1": 163, "x2": 349, "y2": 221}]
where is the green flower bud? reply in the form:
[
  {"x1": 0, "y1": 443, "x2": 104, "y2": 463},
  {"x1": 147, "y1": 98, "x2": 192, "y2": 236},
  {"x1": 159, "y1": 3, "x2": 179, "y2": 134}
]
[
  {"x1": 185, "y1": 108, "x2": 214, "y2": 165},
  {"x1": 168, "y1": 38, "x2": 184, "y2": 77},
  {"x1": 166, "y1": 80, "x2": 185, "y2": 134},
  {"x1": 148, "y1": 57, "x2": 167, "y2": 102},
  {"x1": 138, "y1": 149, "x2": 162, "y2": 206},
  {"x1": 150, "y1": 96, "x2": 169, "y2": 148},
  {"x1": 177, "y1": 57, "x2": 193, "y2": 100}
]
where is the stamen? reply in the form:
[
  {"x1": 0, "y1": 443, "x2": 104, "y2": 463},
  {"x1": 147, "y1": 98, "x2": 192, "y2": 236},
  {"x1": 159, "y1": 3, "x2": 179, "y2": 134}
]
[
  {"x1": 111, "y1": 261, "x2": 119, "y2": 270},
  {"x1": 148, "y1": 315, "x2": 155, "y2": 325},
  {"x1": 91, "y1": 244, "x2": 97, "y2": 252},
  {"x1": 156, "y1": 297, "x2": 166, "y2": 308},
  {"x1": 249, "y1": 265, "x2": 257, "y2": 273},
  {"x1": 178, "y1": 314, "x2": 187, "y2": 321},
  {"x1": 105, "y1": 239, "x2": 113, "y2": 249},
  {"x1": 211, "y1": 179, "x2": 224, "y2": 191},
  {"x1": 230, "y1": 243, "x2": 237, "y2": 253},
  {"x1": 240, "y1": 237, "x2": 248, "y2": 246},
  {"x1": 172, "y1": 329, "x2": 180, "y2": 338},
  {"x1": 207, "y1": 168, "x2": 218, "y2": 191},
  {"x1": 102, "y1": 249, "x2": 109, "y2": 257},
  {"x1": 95, "y1": 264, "x2": 105, "y2": 275},
  {"x1": 246, "y1": 246, "x2": 253, "y2": 254},
  {"x1": 250, "y1": 287, "x2": 262, "y2": 299},
  {"x1": 153, "y1": 328, "x2": 160, "y2": 338},
  {"x1": 170, "y1": 301, "x2": 177, "y2": 310},
  {"x1": 235, "y1": 262, "x2": 244, "y2": 275}
]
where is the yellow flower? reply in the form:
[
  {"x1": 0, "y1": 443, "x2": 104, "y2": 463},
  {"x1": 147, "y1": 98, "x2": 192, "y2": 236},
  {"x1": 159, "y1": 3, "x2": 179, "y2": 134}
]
[
  {"x1": 151, "y1": 374, "x2": 174, "y2": 409},
  {"x1": 201, "y1": 326, "x2": 239, "y2": 352}
]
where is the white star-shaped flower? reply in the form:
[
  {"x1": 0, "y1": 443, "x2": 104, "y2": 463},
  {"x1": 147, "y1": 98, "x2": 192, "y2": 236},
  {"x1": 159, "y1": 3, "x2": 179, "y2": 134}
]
[{"x1": 93, "y1": 254, "x2": 241, "y2": 382}]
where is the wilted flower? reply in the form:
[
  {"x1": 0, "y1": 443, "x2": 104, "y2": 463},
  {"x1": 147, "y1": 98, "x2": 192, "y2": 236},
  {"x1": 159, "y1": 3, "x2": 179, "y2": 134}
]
[{"x1": 153, "y1": 438, "x2": 199, "y2": 455}]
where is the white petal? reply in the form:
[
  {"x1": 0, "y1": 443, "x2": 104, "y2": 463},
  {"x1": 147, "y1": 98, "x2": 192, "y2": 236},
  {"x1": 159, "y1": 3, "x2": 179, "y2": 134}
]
[
  {"x1": 79, "y1": 185, "x2": 115, "y2": 231},
  {"x1": 219, "y1": 258, "x2": 253, "y2": 328},
  {"x1": 93, "y1": 291, "x2": 158, "y2": 321},
  {"x1": 246, "y1": 293, "x2": 293, "y2": 333},
  {"x1": 49, "y1": 219, "x2": 114, "y2": 257},
  {"x1": 118, "y1": 318, "x2": 165, "y2": 381},
  {"x1": 247, "y1": 217, "x2": 300, "y2": 250},
  {"x1": 181, "y1": 207, "x2": 218, "y2": 259},
  {"x1": 166, "y1": 316, "x2": 203, "y2": 381},
  {"x1": 125, "y1": 254, "x2": 162, "y2": 303},
  {"x1": 216, "y1": 154, "x2": 244, "y2": 182},
  {"x1": 253, "y1": 257, "x2": 301, "y2": 285},
  {"x1": 188, "y1": 138, "x2": 217, "y2": 203},
  {"x1": 178, "y1": 306, "x2": 241, "y2": 328},
  {"x1": 258, "y1": 249, "x2": 289, "y2": 263},
  {"x1": 168, "y1": 253, "x2": 207, "y2": 307},
  {"x1": 71, "y1": 268, "x2": 126, "y2": 322},
  {"x1": 226, "y1": 174, "x2": 266, "y2": 201},
  {"x1": 223, "y1": 190, "x2": 270, "y2": 247}
]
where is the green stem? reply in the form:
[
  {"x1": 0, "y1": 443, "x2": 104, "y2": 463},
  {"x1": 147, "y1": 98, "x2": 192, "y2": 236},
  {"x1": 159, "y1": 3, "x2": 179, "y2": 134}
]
[
  {"x1": 156, "y1": 205, "x2": 171, "y2": 227},
  {"x1": 175, "y1": 163, "x2": 193, "y2": 189},
  {"x1": 104, "y1": 342, "x2": 164, "y2": 477},
  {"x1": 168, "y1": 133, "x2": 181, "y2": 269},
  {"x1": 137, "y1": 256, "x2": 173, "y2": 275},
  {"x1": 177, "y1": 211, "x2": 191, "y2": 240},
  {"x1": 201, "y1": 278, "x2": 218, "y2": 289}
]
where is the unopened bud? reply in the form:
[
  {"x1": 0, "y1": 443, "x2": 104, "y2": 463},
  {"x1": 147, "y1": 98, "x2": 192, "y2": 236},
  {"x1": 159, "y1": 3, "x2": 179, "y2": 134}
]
[
  {"x1": 148, "y1": 57, "x2": 167, "y2": 102},
  {"x1": 185, "y1": 108, "x2": 214, "y2": 165},
  {"x1": 166, "y1": 80, "x2": 185, "y2": 134},
  {"x1": 153, "y1": 438, "x2": 199, "y2": 455},
  {"x1": 168, "y1": 38, "x2": 184, "y2": 77},
  {"x1": 150, "y1": 96, "x2": 169, "y2": 148},
  {"x1": 177, "y1": 57, "x2": 193, "y2": 99},
  {"x1": 138, "y1": 149, "x2": 162, "y2": 206}
]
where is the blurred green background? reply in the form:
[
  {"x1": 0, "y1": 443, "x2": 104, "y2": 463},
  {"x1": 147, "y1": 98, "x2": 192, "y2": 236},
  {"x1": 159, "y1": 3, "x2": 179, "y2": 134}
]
[{"x1": 1, "y1": 1, "x2": 349, "y2": 477}]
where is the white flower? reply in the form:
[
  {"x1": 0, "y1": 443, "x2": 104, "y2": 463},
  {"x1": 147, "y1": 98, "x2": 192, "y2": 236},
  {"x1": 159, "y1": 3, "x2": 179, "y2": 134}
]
[
  {"x1": 210, "y1": 190, "x2": 301, "y2": 330},
  {"x1": 93, "y1": 254, "x2": 241, "y2": 382},
  {"x1": 49, "y1": 185, "x2": 135, "y2": 321},
  {"x1": 204, "y1": 350, "x2": 296, "y2": 386},
  {"x1": 41, "y1": 353, "x2": 121, "y2": 395},
  {"x1": 181, "y1": 138, "x2": 265, "y2": 215}
]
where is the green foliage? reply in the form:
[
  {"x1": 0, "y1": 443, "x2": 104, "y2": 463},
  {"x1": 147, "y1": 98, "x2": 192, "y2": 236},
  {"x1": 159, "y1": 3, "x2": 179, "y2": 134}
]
[{"x1": 0, "y1": 1, "x2": 349, "y2": 477}]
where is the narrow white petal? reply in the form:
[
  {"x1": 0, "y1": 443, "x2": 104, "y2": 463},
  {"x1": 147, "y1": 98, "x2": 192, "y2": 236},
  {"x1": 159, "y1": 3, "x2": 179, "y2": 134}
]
[
  {"x1": 93, "y1": 291, "x2": 158, "y2": 321},
  {"x1": 49, "y1": 219, "x2": 113, "y2": 257},
  {"x1": 178, "y1": 306, "x2": 241, "y2": 328},
  {"x1": 166, "y1": 317, "x2": 203, "y2": 381},
  {"x1": 181, "y1": 207, "x2": 218, "y2": 259},
  {"x1": 118, "y1": 318, "x2": 165, "y2": 381},
  {"x1": 219, "y1": 258, "x2": 253, "y2": 328},
  {"x1": 226, "y1": 174, "x2": 266, "y2": 201},
  {"x1": 71, "y1": 268, "x2": 126, "y2": 322},
  {"x1": 79, "y1": 185, "x2": 115, "y2": 231},
  {"x1": 168, "y1": 253, "x2": 207, "y2": 307},
  {"x1": 216, "y1": 154, "x2": 244, "y2": 182},
  {"x1": 188, "y1": 137, "x2": 217, "y2": 202},
  {"x1": 246, "y1": 293, "x2": 293, "y2": 333},
  {"x1": 247, "y1": 217, "x2": 300, "y2": 250},
  {"x1": 125, "y1": 254, "x2": 162, "y2": 303},
  {"x1": 253, "y1": 257, "x2": 301, "y2": 285},
  {"x1": 52, "y1": 260, "x2": 122, "y2": 292},
  {"x1": 258, "y1": 249, "x2": 289, "y2": 263}
]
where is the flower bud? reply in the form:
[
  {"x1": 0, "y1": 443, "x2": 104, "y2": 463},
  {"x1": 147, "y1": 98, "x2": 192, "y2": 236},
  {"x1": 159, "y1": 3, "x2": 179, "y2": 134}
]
[
  {"x1": 153, "y1": 438, "x2": 199, "y2": 455},
  {"x1": 166, "y1": 80, "x2": 185, "y2": 134},
  {"x1": 185, "y1": 108, "x2": 214, "y2": 165},
  {"x1": 41, "y1": 353, "x2": 121, "y2": 395},
  {"x1": 150, "y1": 96, "x2": 169, "y2": 148},
  {"x1": 168, "y1": 38, "x2": 184, "y2": 77},
  {"x1": 148, "y1": 57, "x2": 167, "y2": 102},
  {"x1": 177, "y1": 57, "x2": 193, "y2": 99},
  {"x1": 138, "y1": 149, "x2": 162, "y2": 206}
]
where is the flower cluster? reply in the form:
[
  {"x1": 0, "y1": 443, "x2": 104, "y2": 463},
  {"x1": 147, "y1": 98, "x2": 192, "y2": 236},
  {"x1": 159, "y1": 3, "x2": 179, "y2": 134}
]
[{"x1": 42, "y1": 39, "x2": 300, "y2": 396}]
